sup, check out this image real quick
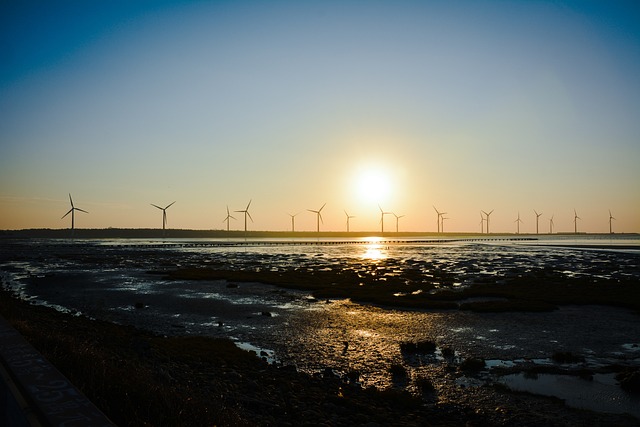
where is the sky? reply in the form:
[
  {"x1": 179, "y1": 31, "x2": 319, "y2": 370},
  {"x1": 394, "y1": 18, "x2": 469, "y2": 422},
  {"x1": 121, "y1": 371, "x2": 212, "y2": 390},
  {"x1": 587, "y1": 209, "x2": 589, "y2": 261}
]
[{"x1": 1, "y1": 0, "x2": 639, "y2": 233}]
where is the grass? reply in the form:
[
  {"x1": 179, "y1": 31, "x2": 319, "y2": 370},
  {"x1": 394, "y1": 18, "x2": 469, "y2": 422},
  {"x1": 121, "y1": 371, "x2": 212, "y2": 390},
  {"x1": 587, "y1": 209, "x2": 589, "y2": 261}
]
[{"x1": 0, "y1": 290, "x2": 246, "y2": 426}]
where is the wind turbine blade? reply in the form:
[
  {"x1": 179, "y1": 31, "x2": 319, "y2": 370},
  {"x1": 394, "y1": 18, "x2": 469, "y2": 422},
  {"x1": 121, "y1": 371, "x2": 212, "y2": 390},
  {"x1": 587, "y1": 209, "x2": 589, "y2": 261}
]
[
  {"x1": 151, "y1": 204, "x2": 163, "y2": 210},
  {"x1": 76, "y1": 208, "x2": 89, "y2": 214},
  {"x1": 481, "y1": 210, "x2": 488, "y2": 216},
  {"x1": 433, "y1": 206, "x2": 440, "y2": 215},
  {"x1": 247, "y1": 211, "x2": 253, "y2": 222},
  {"x1": 165, "y1": 201, "x2": 176, "y2": 209},
  {"x1": 319, "y1": 213, "x2": 323, "y2": 224},
  {"x1": 69, "y1": 193, "x2": 74, "y2": 208},
  {"x1": 246, "y1": 200, "x2": 252, "y2": 210},
  {"x1": 61, "y1": 209, "x2": 73, "y2": 219},
  {"x1": 319, "y1": 203, "x2": 326, "y2": 212}
]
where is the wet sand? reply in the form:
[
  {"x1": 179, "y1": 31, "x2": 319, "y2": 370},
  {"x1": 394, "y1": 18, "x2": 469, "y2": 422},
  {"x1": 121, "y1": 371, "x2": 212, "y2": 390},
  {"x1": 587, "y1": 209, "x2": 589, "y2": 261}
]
[{"x1": 1, "y1": 239, "x2": 639, "y2": 425}]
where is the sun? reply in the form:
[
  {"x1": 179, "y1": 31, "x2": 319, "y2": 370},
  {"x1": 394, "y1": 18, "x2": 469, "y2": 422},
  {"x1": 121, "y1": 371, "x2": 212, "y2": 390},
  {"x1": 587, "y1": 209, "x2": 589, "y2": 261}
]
[{"x1": 354, "y1": 166, "x2": 392, "y2": 204}]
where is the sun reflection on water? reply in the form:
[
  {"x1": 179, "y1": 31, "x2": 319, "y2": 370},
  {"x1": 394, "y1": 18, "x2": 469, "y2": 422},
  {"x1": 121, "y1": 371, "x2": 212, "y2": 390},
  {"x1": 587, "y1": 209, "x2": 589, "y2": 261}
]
[{"x1": 360, "y1": 238, "x2": 388, "y2": 261}]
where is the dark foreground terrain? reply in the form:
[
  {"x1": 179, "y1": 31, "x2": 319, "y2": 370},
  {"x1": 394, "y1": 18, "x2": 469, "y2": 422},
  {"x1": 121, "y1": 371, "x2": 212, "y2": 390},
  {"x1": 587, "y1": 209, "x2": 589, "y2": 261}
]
[{"x1": 1, "y1": 287, "x2": 638, "y2": 427}]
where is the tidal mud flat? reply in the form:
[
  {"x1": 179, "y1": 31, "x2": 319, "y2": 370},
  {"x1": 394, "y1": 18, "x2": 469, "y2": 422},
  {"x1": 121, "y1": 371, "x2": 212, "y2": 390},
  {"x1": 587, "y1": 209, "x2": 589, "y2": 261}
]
[{"x1": 1, "y1": 238, "x2": 639, "y2": 425}]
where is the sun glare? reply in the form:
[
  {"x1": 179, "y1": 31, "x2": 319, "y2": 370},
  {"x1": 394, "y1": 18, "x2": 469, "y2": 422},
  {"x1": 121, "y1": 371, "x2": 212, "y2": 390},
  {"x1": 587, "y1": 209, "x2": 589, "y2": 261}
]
[
  {"x1": 361, "y1": 244, "x2": 387, "y2": 260},
  {"x1": 354, "y1": 167, "x2": 392, "y2": 204}
]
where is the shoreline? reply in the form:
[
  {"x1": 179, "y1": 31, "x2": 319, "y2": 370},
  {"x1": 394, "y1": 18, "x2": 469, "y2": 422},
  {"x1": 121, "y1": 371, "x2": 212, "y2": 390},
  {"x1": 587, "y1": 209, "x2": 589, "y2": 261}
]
[
  {"x1": 1, "y1": 288, "x2": 639, "y2": 426},
  {"x1": 1, "y1": 238, "x2": 639, "y2": 425}
]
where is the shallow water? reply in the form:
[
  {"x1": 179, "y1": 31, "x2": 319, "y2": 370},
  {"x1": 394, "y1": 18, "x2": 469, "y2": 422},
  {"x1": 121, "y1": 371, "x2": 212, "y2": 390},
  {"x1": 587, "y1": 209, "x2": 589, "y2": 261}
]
[
  {"x1": 1, "y1": 236, "x2": 639, "y2": 417},
  {"x1": 499, "y1": 372, "x2": 640, "y2": 418}
]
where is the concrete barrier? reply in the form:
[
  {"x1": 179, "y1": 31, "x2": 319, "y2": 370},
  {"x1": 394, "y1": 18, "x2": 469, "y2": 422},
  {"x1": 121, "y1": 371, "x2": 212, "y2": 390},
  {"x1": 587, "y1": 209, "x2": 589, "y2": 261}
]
[{"x1": 0, "y1": 316, "x2": 114, "y2": 426}]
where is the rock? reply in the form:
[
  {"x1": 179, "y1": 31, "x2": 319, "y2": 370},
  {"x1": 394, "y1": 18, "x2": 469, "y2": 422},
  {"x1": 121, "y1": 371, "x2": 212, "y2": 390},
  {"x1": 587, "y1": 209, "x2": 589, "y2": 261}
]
[
  {"x1": 551, "y1": 351, "x2": 583, "y2": 364},
  {"x1": 616, "y1": 368, "x2": 640, "y2": 393}
]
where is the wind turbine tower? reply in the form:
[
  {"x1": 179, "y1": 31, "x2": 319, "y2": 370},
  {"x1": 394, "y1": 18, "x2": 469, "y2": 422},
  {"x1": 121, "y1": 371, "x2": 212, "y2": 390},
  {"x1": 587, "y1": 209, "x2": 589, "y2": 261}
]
[
  {"x1": 433, "y1": 206, "x2": 445, "y2": 233},
  {"x1": 482, "y1": 210, "x2": 494, "y2": 234},
  {"x1": 307, "y1": 203, "x2": 326, "y2": 233},
  {"x1": 235, "y1": 200, "x2": 253, "y2": 233},
  {"x1": 573, "y1": 209, "x2": 580, "y2": 234},
  {"x1": 288, "y1": 212, "x2": 300, "y2": 232},
  {"x1": 515, "y1": 212, "x2": 523, "y2": 234},
  {"x1": 479, "y1": 212, "x2": 485, "y2": 234},
  {"x1": 441, "y1": 216, "x2": 449, "y2": 233},
  {"x1": 379, "y1": 205, "x2": 391, "y2": 233},
  {"x1": 223, "y1": 206, "x2": 236, "y2": 231},
  {"x1": 392, "y1": 213, "x2": 405, "y2": 233},
  {"x1": 62, "y1": 194, "x2": 88, "y2": 235},
  {"x1": 151, "y1": 201, "x2": 175, "y2": 236},
  {"x1": 344, "y1": 211, "x2": 355, "y2": 232},
  {"x1": 534, "y1": 210, "x2": 542, "y2": 235},
  {"x1": 609, "y1": 210, "x2": 616, "y2": 234}
]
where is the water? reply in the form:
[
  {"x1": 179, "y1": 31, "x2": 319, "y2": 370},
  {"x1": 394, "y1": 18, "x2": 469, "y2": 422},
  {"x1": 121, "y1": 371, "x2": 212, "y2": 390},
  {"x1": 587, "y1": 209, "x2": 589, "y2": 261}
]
[
  {"x1": 1, "y1": 235, "x2": 639, "y2": 417},
  {"x1": 499, "y1": 372, "x2": 640, "y2": 418}
]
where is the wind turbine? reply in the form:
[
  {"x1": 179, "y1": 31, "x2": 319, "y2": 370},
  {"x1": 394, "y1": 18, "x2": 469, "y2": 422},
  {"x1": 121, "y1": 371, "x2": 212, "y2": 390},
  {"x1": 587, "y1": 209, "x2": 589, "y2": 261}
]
[
  {"x1": 441, "y1": 216, "x2": 449, "y2": 233},
  {"x1": 482, "y1": 210, "x2": 494, "y2": 234},
  {"x1": 534, "y1": 210, "x2": 542, "y2": 235},
  {"x1": 151, "y1": 201, "x2": 175, "y2": 236},
  {"x1": 379, "y1": 205, "x2": 391, "y2": 233},
  {"x1": 307, "y1": 203, "x2": 326, "y2": 233},
  {"x1": 235, "y1": 200, "x2": 253, "y2": 233},
  {"x1": 609, "y1": 210, "x2": 615, "y2": 234},
  {"x1": 549, "y1": 215, "x2": 555, "y2": 234},
  {"x1": 515, "y1": 212, "x2": 523, "y2": 234},
  {"x1": 573, "y1": 209, "x2": 580, "y2": 234},
  {"x1": 223, "y1": 206, "x2": 236, "y2": 231},
  {"x1": 61, "y1": 193, "x2": 88, "y2": 234},
  {"x1": 288, "y1": 212, "x2": 300, "y2": 232},
  {"x1": 433, "y1": 206, "x2": 445, "y2": 233},
  {"x1": 344, "y1": 211, "x2": 355, "y2": 232},
  {"x1": 392, "y1": 213, "x2": 405, "y2": 233}
]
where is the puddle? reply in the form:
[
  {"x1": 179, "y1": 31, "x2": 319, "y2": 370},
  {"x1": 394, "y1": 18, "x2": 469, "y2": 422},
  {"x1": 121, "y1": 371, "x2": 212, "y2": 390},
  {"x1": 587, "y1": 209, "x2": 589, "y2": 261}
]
[
  {"x1": 498, "y1": 372, "x2": 640, "y2": 418},
  {"x1": 234, "y1": 341, "x2": 277, "y2": 364}
]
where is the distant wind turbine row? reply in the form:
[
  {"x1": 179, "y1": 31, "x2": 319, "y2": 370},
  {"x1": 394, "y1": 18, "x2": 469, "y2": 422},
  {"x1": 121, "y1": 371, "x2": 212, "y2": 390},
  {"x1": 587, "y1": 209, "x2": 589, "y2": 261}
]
[{"x1": 61, "y1": 194, "x2": 621, "y2": 234}]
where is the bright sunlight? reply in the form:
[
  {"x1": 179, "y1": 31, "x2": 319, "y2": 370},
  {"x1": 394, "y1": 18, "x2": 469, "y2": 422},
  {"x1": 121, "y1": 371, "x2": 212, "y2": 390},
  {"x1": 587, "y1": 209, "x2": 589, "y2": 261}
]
[{"x1": 353, "y1": 165, "x2": 393, "y2": 204}]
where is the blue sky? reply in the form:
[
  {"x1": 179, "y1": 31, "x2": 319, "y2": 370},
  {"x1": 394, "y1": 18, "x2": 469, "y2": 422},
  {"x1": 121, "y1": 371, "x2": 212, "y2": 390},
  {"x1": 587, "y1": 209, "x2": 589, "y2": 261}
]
[{"x1": 1, "y1": 0, "x2": 639, "y2": 232}]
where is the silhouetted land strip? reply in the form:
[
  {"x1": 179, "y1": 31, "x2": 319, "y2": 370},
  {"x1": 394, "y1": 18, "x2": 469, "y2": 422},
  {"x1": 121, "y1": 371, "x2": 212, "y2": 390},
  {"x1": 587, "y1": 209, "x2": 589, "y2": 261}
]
[{"x1": 2, "y1": 228, "x2": 637, "y2": 240}]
